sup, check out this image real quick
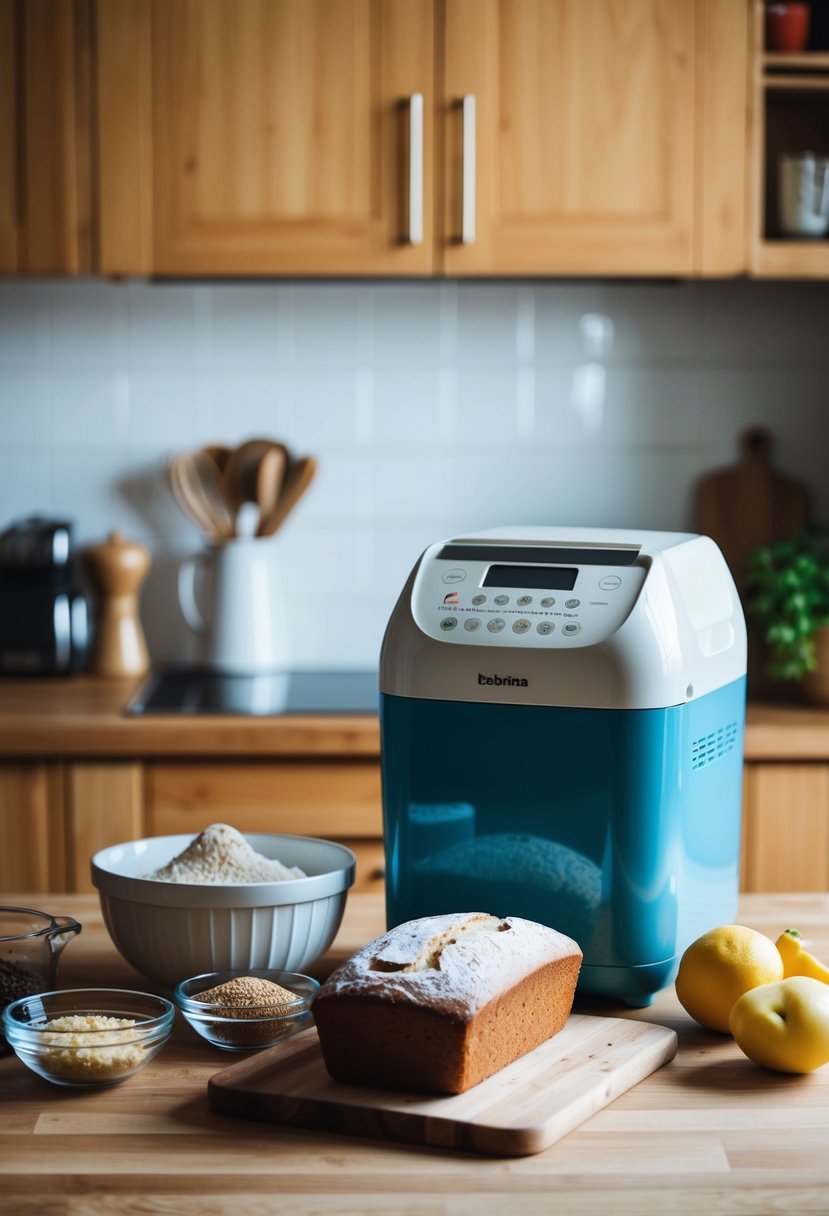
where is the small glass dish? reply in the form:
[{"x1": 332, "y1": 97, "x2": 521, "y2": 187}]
[
  {"x1": 175, "y1": 968, "x2": 319, "y2": 1052},
  {"x1": 2, "y1": 988, "x2": 174, "y2": 1088}
]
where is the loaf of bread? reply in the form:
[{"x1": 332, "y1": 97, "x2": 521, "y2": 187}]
[{"x1": 313, "y1": 912, "x2": 582, "y2": 1095}]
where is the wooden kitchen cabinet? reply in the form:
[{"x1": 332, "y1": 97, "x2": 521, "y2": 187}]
[
  {"x1": 747, "y1": 0, "x2": 829, "y2": 277},
  {"x1": 742, "y1": 762, "x2": 829, "y2": 891},
  {"x1": 95, "y1": 0, "x2": 435, "y2": 275},
  {"x1": 0, "y1": 763, "x2": 66, "y2": 891},
  {"x1": 442, "y1": 0, "x2": 748, "y2": 277},
  {"x1": 0, "y1": 0, "x2": 91, "y2": 275},
  {"x1": 91, "y1": 0, "x2": 747, "y2": 277},
  {"x1": 0, "y1": 756, "x2": 384, "y2": 897}
]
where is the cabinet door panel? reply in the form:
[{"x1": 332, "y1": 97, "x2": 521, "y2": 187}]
[
  {"x1": 64, "y1": 763, "x2": 144, "y2": 893},
  {"x1": 0, "y1": 0, "x2": 90, "y2": 275},
  {"x1": 442, "y1": 0, "x2": 696, "y2": 275},
  {"x1": 98, "y1": 0, "x2": 434, "y2": 275},
  {"x1": 145, "y1": 762, "x2": 382, "y2": 839},
  {"x1": 743, "y1": 764, "x2": 829, "y2": 892},
  {"x1": 0, "y1": 763, "x2": 66, "y2": 892}
]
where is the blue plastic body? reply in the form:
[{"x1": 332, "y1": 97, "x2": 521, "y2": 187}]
[{"x1": 380, "y1": 676, "x2": 746, "y2": 1005}]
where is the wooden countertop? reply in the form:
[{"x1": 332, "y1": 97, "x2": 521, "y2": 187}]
[
  {"x1": 0, "y1": 677, "x2": 380, "y2": 757},
  {"x1": 0, "y1": 676, "x2": 828, "y2": 760},
  {"x1": 2, "y1": 891, "x2": 828, "y2": 1214}
]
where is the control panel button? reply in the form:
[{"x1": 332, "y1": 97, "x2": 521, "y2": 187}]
[
  {"x1": 442, "y1": 568, "x2": 467, "y2": 584},
  {"x1": 440, "y1": 616, "x2": 458, "y2": 631},
  {"x1": 565, "y1": 598, "x2": 580, "y2": 609},
  {"x1": 494, "y1": 594, "x2": 510, "y2": 606},
  {"x1": 472, "y1": 594, "x2": 487, "y2": 605},
  {"x1": 599, "y1": 576, "x2": 621, "y2": 590},
  {"x1": 537, "y1": 621, "x2": 554, "y2": 635},
  {"x1": 540, "y1": 596, "x2": 556, "y2": 608},
  {"x1": 487, "y1": 618, "x2": 506, "y2": 633},
  {"x1": 517, "y1": 595, "x2": 533, "y2": 606},
  {"x1": 562, "y1": 622, "x2": 582, "y2": 636},
  {"x1": 512, "y1": 619, "x2": 531, "y2": 634},
  {"x1": 464, "y1": 618, "x2": 481, "y2": 631}
]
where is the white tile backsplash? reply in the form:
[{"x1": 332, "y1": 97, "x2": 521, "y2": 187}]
[{"x1": 1, "y1": 277, "x2": 828, "y2": 670}]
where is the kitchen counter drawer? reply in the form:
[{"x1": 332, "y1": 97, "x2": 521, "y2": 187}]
[
  {"x1": 0, "y1": 757, "x2": 385, "y2": 896},
  {"x1": 144, "y1": 761, "x2": 385, "y2": 894}
]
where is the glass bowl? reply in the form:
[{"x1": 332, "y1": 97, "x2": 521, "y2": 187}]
[
  {"x1": 2, "y1": 988, "x2": 174, "y2": 1088},
  {"x1": 0, "y1": 907, "x2": 82, "y2": 1056},
  {"x1": 175, "y1": 968, "x2": 319, "y2": 1052}
]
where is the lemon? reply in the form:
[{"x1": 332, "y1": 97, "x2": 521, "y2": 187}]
[{"x1": 675, "y1": 925, "x2": 784, "y2": 1033}]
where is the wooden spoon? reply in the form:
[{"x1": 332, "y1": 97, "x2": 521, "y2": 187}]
[
  {"x1": 255, "y1": 445, "x2": 288, "y2": 533},
  {"x1": 169, "y1": 451, "x2": 234, "y2": 541},
  {"x1": 258, "y1": 456, "x2": 317, "y2": 537},
  {"x1": 222, "y1": 439, "x2": 277, "y2": 519},
  {"x1": 201, "y1": 444, "x2": 232, "y2": 476}
]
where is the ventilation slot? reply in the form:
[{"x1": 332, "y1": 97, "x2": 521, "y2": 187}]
[{"x1": 691, "y1": 721, "x2": 738, "y2": 771}]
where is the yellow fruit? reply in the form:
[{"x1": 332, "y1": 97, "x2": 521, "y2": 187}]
[
  {"x1": 730, "y1": 977, "x2": 829, "y2": 1073},
  {"x1": 675, "y1": 925, "x2": 784, "y2": 1033},
  {"x1": 776, "y1": 929, "x2": 829, "y2": 984}
]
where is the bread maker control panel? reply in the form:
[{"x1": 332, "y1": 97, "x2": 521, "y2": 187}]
[{"x1": 411, "y1": 541, "x2": 647, "y2": 648}]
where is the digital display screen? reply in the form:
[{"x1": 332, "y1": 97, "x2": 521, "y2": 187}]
[{"x1": 482, "y1": 565, "x2": 578, "y2": 590}]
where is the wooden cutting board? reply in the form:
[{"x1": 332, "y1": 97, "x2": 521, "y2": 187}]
[
  {"x1": 695, "y1": 426, "x2": 810, "y2": 591},
  {"x1": 208, "y1": 1015, "x2": 677, "y2": 1157}
]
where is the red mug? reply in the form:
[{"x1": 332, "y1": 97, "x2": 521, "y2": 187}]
[{"x1": 766, "y1": 2, "x2": 812, "y2": 52}]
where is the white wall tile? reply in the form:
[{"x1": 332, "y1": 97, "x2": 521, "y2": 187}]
[
  {"x1": 455, "y1": 368, "x2": 521, "y2": 444},
  {"x1": 127, "y1": 284, "x2": 203, "y2": 371},
  {"x1": 285, "y1": 368, "x2": 361, "y2": 446},
  {"x1": 1, "y1": 277, "x2": 828, "y2": 671},
  {"x1": 372, "y1": 368, "x2": 443, "y2": 443},
  {"x1": 0, "y1": 374, "x2": 46, "y2": 442},
  {"x1": 374, "y1": 285, "x2": 443, "y2": 366},
  {"x1": 128, "y1": 374, "x2": 214, "y2": 452},
  {"x1": 43, "y1": 375, "x2": 130, "y2": 447},
  {"x1": 0, "y1": 284, "x2": 50, "y2": 367},
  {"x1": 292, "y1": 284, "x2": 374, "y2": 365},
  {"x1": 701, "y1": 281, "x2": 829, "y2": 364},
  {"x1": 456, "y1": 284, "x2": 520, "y2": 365},
  {"x1": 49, "y1": 283, "x2": 117, "y2": 371},
  {"x1": 210, "y1": 284, "x2": 281, "y2": 368},
  {"x1": 0, "y1": 449, "x2": 50, "y2": 519}
]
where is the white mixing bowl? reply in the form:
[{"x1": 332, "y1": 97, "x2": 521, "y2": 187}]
[{"x1": 91, "y1": 834, "x2": 356, "y2": 988}]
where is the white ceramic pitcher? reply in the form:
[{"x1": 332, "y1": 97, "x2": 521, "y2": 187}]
[
  {"x1": 779, "y1": 152, "x2": 829, "y2": 238},
  {"x1": 177, "y1": 536, "x2": 290, "y2": 674}
]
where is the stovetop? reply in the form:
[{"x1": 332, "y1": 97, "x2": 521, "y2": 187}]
[{"x1": 126, "y1": 668, "x2": 378, "y2": 716}]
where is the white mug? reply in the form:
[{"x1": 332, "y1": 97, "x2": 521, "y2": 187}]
[
  {"x1": 779, "y1": 152, "x2": 829, "y2": 238},
  {"x1": 177, "y1": 538, "x2": 290, "y2": 674}
]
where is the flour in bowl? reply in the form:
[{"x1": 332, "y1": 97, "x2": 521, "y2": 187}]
[{"x1": 146, "y1": 824, "x2": 307, "y2": 884}]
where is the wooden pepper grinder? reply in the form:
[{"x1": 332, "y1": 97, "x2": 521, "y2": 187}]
[{"x1": 83, "y1": 531, "x2": 151, "y2": 677}]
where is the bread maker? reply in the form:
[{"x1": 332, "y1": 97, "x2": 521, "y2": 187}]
[{"x1": 379, "y1": 526, "x2": 747, "y2": 1005}]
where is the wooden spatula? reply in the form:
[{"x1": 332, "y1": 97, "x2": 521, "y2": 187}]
[{"x1": 258, "y1": 456, "x2": 317, "y2": 537}]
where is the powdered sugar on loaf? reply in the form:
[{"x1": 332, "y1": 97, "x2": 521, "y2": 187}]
[{"x1": 146, "y1": 824, "x2": 307, "y2": 884}]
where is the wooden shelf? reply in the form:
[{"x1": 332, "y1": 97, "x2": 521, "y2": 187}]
[
  {"x1": 749, "y1": 3, "x2": 829, "y2": 277},
  {"x1": 754, "y1": 238, "x2": 829, "y2": 277},
  {"x1": 763, "y1": 74, "x2": 829, "y2": 90},
  {"x1": 763, "y1": 51, "x2": 829, "y2": 71}
]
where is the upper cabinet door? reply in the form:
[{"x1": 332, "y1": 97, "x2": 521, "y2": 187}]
[
  {"x1": 96, "y1": 0, "x2": 434, "y2": 275},
  {"x1": 0, "y1": 0, "x2": 91, "y2": 276},
  {"x1": 441, "y1": 0, "x2": 738, "y2": 277}
]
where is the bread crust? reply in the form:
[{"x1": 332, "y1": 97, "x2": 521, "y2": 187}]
[{"x1": 314, "y1": 913, "x2": 582, "y2": 1095}]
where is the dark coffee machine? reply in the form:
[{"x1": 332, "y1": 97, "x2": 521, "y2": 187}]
[{"x1": 0, "y1": 517, "x2": 89, "y2": 675}]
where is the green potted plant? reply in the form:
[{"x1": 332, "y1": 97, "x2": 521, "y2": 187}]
[{"x1": 745, "y1": 529, "x2": 829, "y2": 701}]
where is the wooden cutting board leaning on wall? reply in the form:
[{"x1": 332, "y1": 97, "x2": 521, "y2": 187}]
[{"x1": 694, "y1": 427, "x2": 811, "y2": 696}]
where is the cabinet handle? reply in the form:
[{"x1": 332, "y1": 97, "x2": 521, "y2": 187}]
[
  {"x1": 408, "y1": 93, "x2": 424, "y2": 246},
  {"x1": 461, "y1": 93, "x2": 476, "y2": 245}
]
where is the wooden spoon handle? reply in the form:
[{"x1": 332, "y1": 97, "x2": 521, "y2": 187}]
[{"x1": 258, "y1": 456, "x2": 317, "y2": 536}]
